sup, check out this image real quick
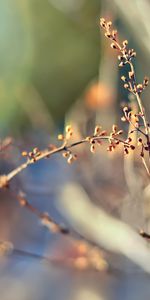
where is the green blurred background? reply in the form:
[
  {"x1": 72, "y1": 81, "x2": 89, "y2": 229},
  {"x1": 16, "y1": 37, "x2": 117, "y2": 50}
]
[
  {"x1": 0, "y1": 0, "x2": 150, "y2": 137},
  {"x1": 0, "y1": 0, "x2": 101, "y2": 135}
]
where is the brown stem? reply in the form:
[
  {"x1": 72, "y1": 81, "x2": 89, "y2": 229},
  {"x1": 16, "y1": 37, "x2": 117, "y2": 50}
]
[{"x1": 0, "y1": 135, "x2": 130, "y2": 187}]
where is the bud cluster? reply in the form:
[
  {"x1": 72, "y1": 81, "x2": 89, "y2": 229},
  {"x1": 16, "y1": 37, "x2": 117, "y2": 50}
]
[{"x1": 22, "y1": 147, "x2": 41, "y2": 162}]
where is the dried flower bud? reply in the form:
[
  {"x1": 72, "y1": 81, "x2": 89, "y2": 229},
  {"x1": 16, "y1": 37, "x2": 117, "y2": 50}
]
[
  {"x1": 137, "y1": 84, "x2": 143, "y2": 93},
  {"x1": 123, "y1": 40, "x2": 128, "y2": 47},
  {"x1": 107, "y1": 21, "x2": 112, "y2": 27},
  {"x1": 22, "y1": 151, "x2": 28, "y2": 157},
  {"x1": 107, "y1": 145, "x2": 113, "y2": 152},
  {"x1": 28, "y1": 151, "x2": 34, "y2": 158},
  {"x1": 112, "y1": 124, "x2": 117, "y2": 132},
  {"x1": 119, "y1": 62, "x2": 125, "y2": 67},
  {"x1": 118, "y1": 55, "x2": 123, "y2": 61},
  {"x1": 124, "y1": 83, "x2": 129, "y2": 89},
  {"x1": 67, "y1": 155, "x2": 74, "y2": 164},
  {"x1": 121, "y1": 116, "x2": 126, "y2": 122},
  {"x1": 112, "y1": 30, "x2": 117, "y2": 38},
  {"x1": 121, "y1": 76, "x2": 126, "y2": 82},
  {"x1": 144, "y1": 146, "x2": 149, "y2": 151},
  {"x1": 33, "y1": 147, "x2": 39, "y2": 155},
  {"x1": 105, "y1": 32, "x2": 111, "y2": 38},
  {"x1": 111, "y1": 43, "x2": 117, "y2": 49},
  {"x1": 94, "y1": 125, "x2": 101, "y2": 135},
  {"x1": 124, "y1": 148, "x2": 129, "y2": 155},
  {"x1": 86, "y1": 136, "x2": 91, "y2": 141},
  {"x1": 62, "y1": 152, "x2": 69, "y2": 158},
  {"x1": 58, "y1": 134, "x2": 64, "y2": 141},
  {"x1": 143, "y1": 77, "x2": 149, "y2": 87},
  {"x1": 100, "y1": 18, "x2": 106, "y2": 27},
  {"x1": 73, "y1": 154, "x2": 77, "y2": 160},
  {"x1": 130, "y1": 145, "x2": 135, "y2": 150},
  {"x1": 126, "y1": 137, "x2": 132, "y2": 143},
  {"x1": 131, "y1": 51, "x2": 136, "y2": 58},
  {"x1": 117, "y1": 130, "x2": 123, "y2": 135},
  {"x1": 90, "y1": 139, "x2": 95, "y2": 144},
  {"x1": 90, "y1": 144, "x2": 95, "y2": 153},
  {"x1": 100, "y1": 130, "x2": 107, "y2": 136},
  {"x1": 137, "y1": 138, "x2": 142, "y2": 145},
  {"x1": 65, "y1": 125, "x2": 72, "y2": 133},
  {"x1": 129, "y1": 71, "x2": 134, "y2": 79}
]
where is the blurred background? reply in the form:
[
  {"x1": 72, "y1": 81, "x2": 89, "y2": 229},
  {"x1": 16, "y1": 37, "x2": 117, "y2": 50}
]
[{"x1": 1, "y1": 0, "x2": 150, "y2": 299}]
